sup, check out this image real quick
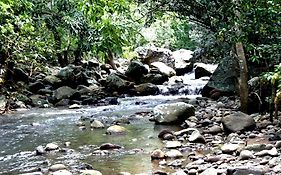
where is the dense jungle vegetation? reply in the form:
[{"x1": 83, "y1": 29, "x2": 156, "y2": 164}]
[{"x1": 0, "y1": 0, "x2": 280, "y2": 113}]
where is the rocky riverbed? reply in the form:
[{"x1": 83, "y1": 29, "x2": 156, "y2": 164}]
[{"x1": 1, "y1": 94, "x2": 281, "y2": 175}]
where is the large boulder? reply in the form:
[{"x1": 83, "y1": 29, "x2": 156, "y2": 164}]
[
  {"x1": 194, "y1": 63, "x2": 217, "y2": 79},
  {"x1": 105, "y1": 73, "x2": 133, "y2": 93},
  {"x1": 133, "y1": 83, "x2": 159, "y2": 96},
  {"x1": 173, "y1": 49, "x2": 195, "y2": 75},
  {"x1": 135, "y1": 46, "x2": 174, "y2": 68},
  {"x1": 43, "y1": 75, "x2": 62, "y2": 88},
  {"x1": 222, "y1": 112, "x2": 256, "y2": 133},
  {"x1": 53, "y1": 86, "x2": 76, "y2": 101},
  {"x1": 151, "y1": 62, "x2": 176, "y2": 77},
  {"x1": 30, "y1": 95, "x2": 49, "y2": 108},
  {"x1": 140, "y1": 73, "x2": 168, "y2": 85},
  {"x1": 201, "y1": 56, "x2": 239, "y2": 98},
  {"x1": 153, "y1": 102, "x2": 195, "y2": 124},
  {"x1": 125, "y1": 60, "x2": 148, "y2": 82}
]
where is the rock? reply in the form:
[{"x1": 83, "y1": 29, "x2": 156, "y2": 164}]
[
  {"x1": 221, "y1": 144, "x2": 240, "y2": 154},
  {"x1": 201, "y1": 56, "x2": 239, "y2": 98},
  {"x1": 207, "y1": 125, "x2": 222, "y2": 134},
  {"x1": 245, "y1": 144, "x2": 268, "y2": 152},
  {"x1": 140, "y1": 73, "x2": 168, "y2": 85},
  {"x1": 106, "y1": 125, "x2": 127, "y2": 135},
  {"x1": 91, "y1": 120, "x2": 105, "y2": 129},
  {"x1": 275, "y1": 141, "x2": 281, "y2": 148},
  {"x1": 158, "y1": 129, "x2": 175, "y2": 140},
  {"x1": 165, "y1": 141, "x2": 182, "y2": 149},
  {"x1": 53, "y1": 86, "x2": 76, "y2": 101},
  {"x1": 43, "y1": 75, "x2": 62, "y2": 87},
  {"x1": 240, "y1": 150, "x2": 255, "y2": 160},
  {"x1": 0, "y1": 95, "x2": 7, "y2": 111},
  {"x1": 118, "y1": 172, "x2": 131, "y2": 175},
  {"x1": 19, "y1": 172, "x2": 43, "y2": 175},
  {"x1": 151, "y1": 62, "x2": 176, "y2": 77},
  {"x1": 170, "y1": 170, "x2": 187, "y2": 175},
  {"x1": 189, "y1": 130, "x2": 206, "y2": 143},
  {"x1": 29, "y1": 81, "x2": 45, "y2": 93},
  {"x1": 13, "y1": 67, "x2": 29, "y2": 82},
  {"x1": 151, "y1": 149, "x2": 166, "y2": 159},
  {"x1": 255, "y1": 147, "x2": 278, "y2": 157},
  {"x1": 195, "y1": 67, "x2": 211, "y2": 80},
  {"x1": 49, "y1": 164, "x2": 67, "y2": 171},
  {"x1": 69, "y1": 104, "x2": 81, "y2": 109},
  {"x1": 173, "y1": 49, "x2": 194, "y2": 75},
  {"x1": 35, "y1": 145, "x2": 46, "y2": 155},
  {"x1": 105, "y1": 73, "x2": 132, "y2": 92},
  {"x1": 55, "y1": 99, "x2": 70, "y2": 107},
  {"x1": 135, "y1": 46, "x2": 174, "y2": 68},
  {"x1": 227, "y1": 166, "x2": 266, "y2": 175},
  {"x1": 51, "y1": 170, "x2": 72, "y2": 175},
  {"x1": 57, "y1": 65, "x2": 88, "y2": 88},
  {"x1": 165, "y1": 149, "x2": 183, "y2": 158},
  {"x1": 125, "y1": 61, "x2": 148, "y2": 81},
  {"x1": 222, "y1": 112, "x2": 256, "y2": 133},
  {"x1": 153, "y1": 102, "x2": 195, "y2": 124},
  {"x1": 80, "y1": 170, "x2": 102, "y2": 175},
  {"x1": 100, "y1": 143, "x2": 122, "y2": 150},
  {"x1": 200, "y1": 168, "x2": 218, "y2": 175},
  {"x1": 134, "y1": 83, "x2": 159, "y2": 96},
  {"x1": 30, "y1": 95, "x2": 49, "y2": 108},
  {"x1": 45, "y1": 143, "x2": 59, "y2": 151}
]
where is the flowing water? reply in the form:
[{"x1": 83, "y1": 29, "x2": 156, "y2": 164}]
[{"x1": 0, "y1": 70, "x2": 212, "y2": 175}]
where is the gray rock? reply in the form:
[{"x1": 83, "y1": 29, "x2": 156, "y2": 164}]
[
  {"x1": 19, "y1": 172, "x2": 43, "y2": 175},
  {"x1": 106, "y1": 125, "x2": 127, "y2": 135},
  {"x1": 195, "y1": 65, "x2": 212, "y2": 79},
  {"x1": 134, "y1": 83, "x2": 159, "y2": 96},
  {"x1": 49, "y1": 164, "x2": 67, "y2": 171},
  {"x1": 221, "y1": 144, "x2": 240, "y2": 154},
  {"x1": 30, "y1": 95, "x2": 49, "y2": 108},
  {"x1": 171, "y1": 170, "x2": 187, "y2": 175},
  {"x1": 151, "y1": 62, "x2": 176, "y2": 77},
  {"x1": 51, "y1": 170, "x2": 72, "y2": 175},
  {"x1": 35, "y1": 145, "x2": 46, "y2": 155},
  {"x1": 91, "y1": 120, "x2": 105, "y2": 129},
  {"x1": 255, "y1": 147, "x2": 278, "y2": 157},
  {"x1": 227, "y1": 166, "x2": 266, "y2": 175},
  {"x1": 189, "y1": 129, "x2": 206, "y2": 143},
  {"x1": 29, "y1": 81, "x2": 45, "y2": 93},
  {"x1": 239, "y1": 150, "x2": 255, "y2": 160},
  {"x1": 173, "y1": 49, "x2": 194, "y2": 75},
  {"x1": 207, "y1": 125, "x2": 223, "y2": 134},
  {"x1": 153, "y1": 102, "x2": 195, "y2": 124},
  {"x1": 43, "y1": 75, "x2": 62, "y2": 87},
  {"x1": 201, "y1": 56, "x2": 239, "y2": 98},
  {"x1": 140, "y1": 73, "x2": 168, "y2": 85},
  {"x1": 222, "y1": 112, "x2": 256, "y2": 133},
  {"x1": 165, "y1": 149, "x2": 183, "y2": 158},
  {"x1": 100, "y1": 143, "x2": 122, "y2": 150},
  {"x1": 135, "y1": 46, "x2": 174, "y2": 68},
  {"x1": 105, "y1": 73, "x2": 132, "y2": 92},
  {"x1": 165, "y1": 141, "x2": 182, "y2": 149},
  {"x1": 45, "y1": 143, "x2": 59, "y2": 151},
  {"x1": 53, "y1": 86, "x2": 76, "y2": 101},
  {"x1": 79, "y1": 170, "x2": 102, "y2": 175},
  {"x1": 125, "y1": 61, "x2": 148, "y2": 81},
  {"x1": 200, "y1": 168, "x2": 218, "y2": 175}
]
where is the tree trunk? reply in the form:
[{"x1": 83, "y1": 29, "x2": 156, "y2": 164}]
[
  {"x1": 107, "y1": 50, "x2": 117, "y2": 70},
  {"x1": 236, "y1": 42, "x2": 249, "y2": 113}
]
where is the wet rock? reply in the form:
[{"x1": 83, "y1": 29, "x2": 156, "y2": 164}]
[
  {"x1": 35, "y1": 145, "x2": 46, "y2": 155},
  {"x1": 53, "y1": 86, "x2": 76, "y2": 101},
  {"x1": 189, "y1": 129, "x2": 206, "y2": 143},
  {"x1": 79, "y1": 170, "x2": 102, "y2": 175},
  {"x1": 153, "y1": 102, "x2": 195, "y2": 124},
  {"x1": 43, "y1": 75, "x2": 62, "y2": 87},
  {"x1": 153, "y1": 170, "x2": 168, "y2": 175},
  {"x1": 222, "y1": 112, "x2": 256, "y2": 133},
  {"x1": 51, "y1": 170, "x2": 72, "y2": 175},
  {"x1": 49, "y1": 164, "x2": 67, "y2": 171},
  {"x1": 151, "y1": 62, "x2": 176, "y2": 77},
  {"x1": 105, "y1": 73, "x2": 132, "y2": 92},
  {"x1": 19, "y1": 172, "x2": 43, "y2": 175},
  {"x1": 140, "y1": 73, "x2": 168, "y2": 85},
  {"x1": 195, "y1": 65, "x2": 212, "y2": 79},
  {"x1": 55, "y1": 99, "x2": 70, "y2": 107},
  {"x1": 13, "y1": 67, "x2": 29, "y2": 82},
  {"x1": 245, "y1": 144, "x2": 268, "y2": 152},
  {"x1": 221, "y1": 144, "x2": 240, "y2": 154},
  {"x1": 239, "y1": 150, "x2": 255, "y2": 160},
  {"x1": 106, "y1": 125, "x2": 127, "y2": 135},
  {"x1": 173, "y1": 49, "x2": 194, "y2": 75},
  {"x1": 158, "y1": 129, "x2": 175, "y2": 140},
  {"x1": 165, "y1": 149, "x2": 183, "y2": 158},
  {"x1": 205, "y1": 155, "x2": 221, "y2": 163},
  {"x1": 125, "y1": 60, "x2": 148, "y2": 82},
  {"x1": 168, "y1": 159, "x2": 183, "y2": 167},
  {"x1": 134, "y1": 83, "x2": 159, "y2": 96},
  {"x1": 275, "y1": 141, "x2": 281, "y2": 148},
  {"x1": 45, "y1": 143, "x2": 59, "y2": 151},
  {"x1": 91, "y1": 120, "x2": 105, "y2": 129},
  {"x1": 151, "y1": 149, "x2": 166, "y2": 159},
  {"x1": 165, "y1": 141, "x2": 182, "y2": 149},
  {"x1": 99, "y1": 143, "x2": 122, "y2": 150},
  {"x1": 200, "y1": 168, "x2": 217, "y2": 175},
  {"x1": 118, "y1": 172, "x2": 132, "y2": 175}
]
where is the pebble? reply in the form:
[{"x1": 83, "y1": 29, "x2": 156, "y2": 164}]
[
  {"x1": 35, "y1": 145, "x2": 46, "y2": 155},
  {"x1": 239, "y1": 150, "x2": 255, "y2": 160},
  {"x1": 188, "y1": 130, "x2": 206, "y2": 143},
  {"x1": 151, "y1": 149, "x2": 166, "y2": 159},
  {"x1": 221, "y1": 143, "x2": 240, "y2": 154},
  {"x1": 106, "y1": 125, "x2": 127, "y2": 135},
  {"x1": 49, "y1": 164, "x2": 67, "y2": 171},
  {"x1": 165, "y1": 141, "x2": 182, "y2": 149},
  {"x1": 165, "y1": 149, "x2": 183, "y2": 158},
  {"x1": 91, "y1": 120, "x2": 105, "y2": 129},
  {"x1": 51, "y1": 170, "x2": 72, "y2": 175},
  {"x1": 45, "y1": 143, "x2": 59, "y2": 151}
]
